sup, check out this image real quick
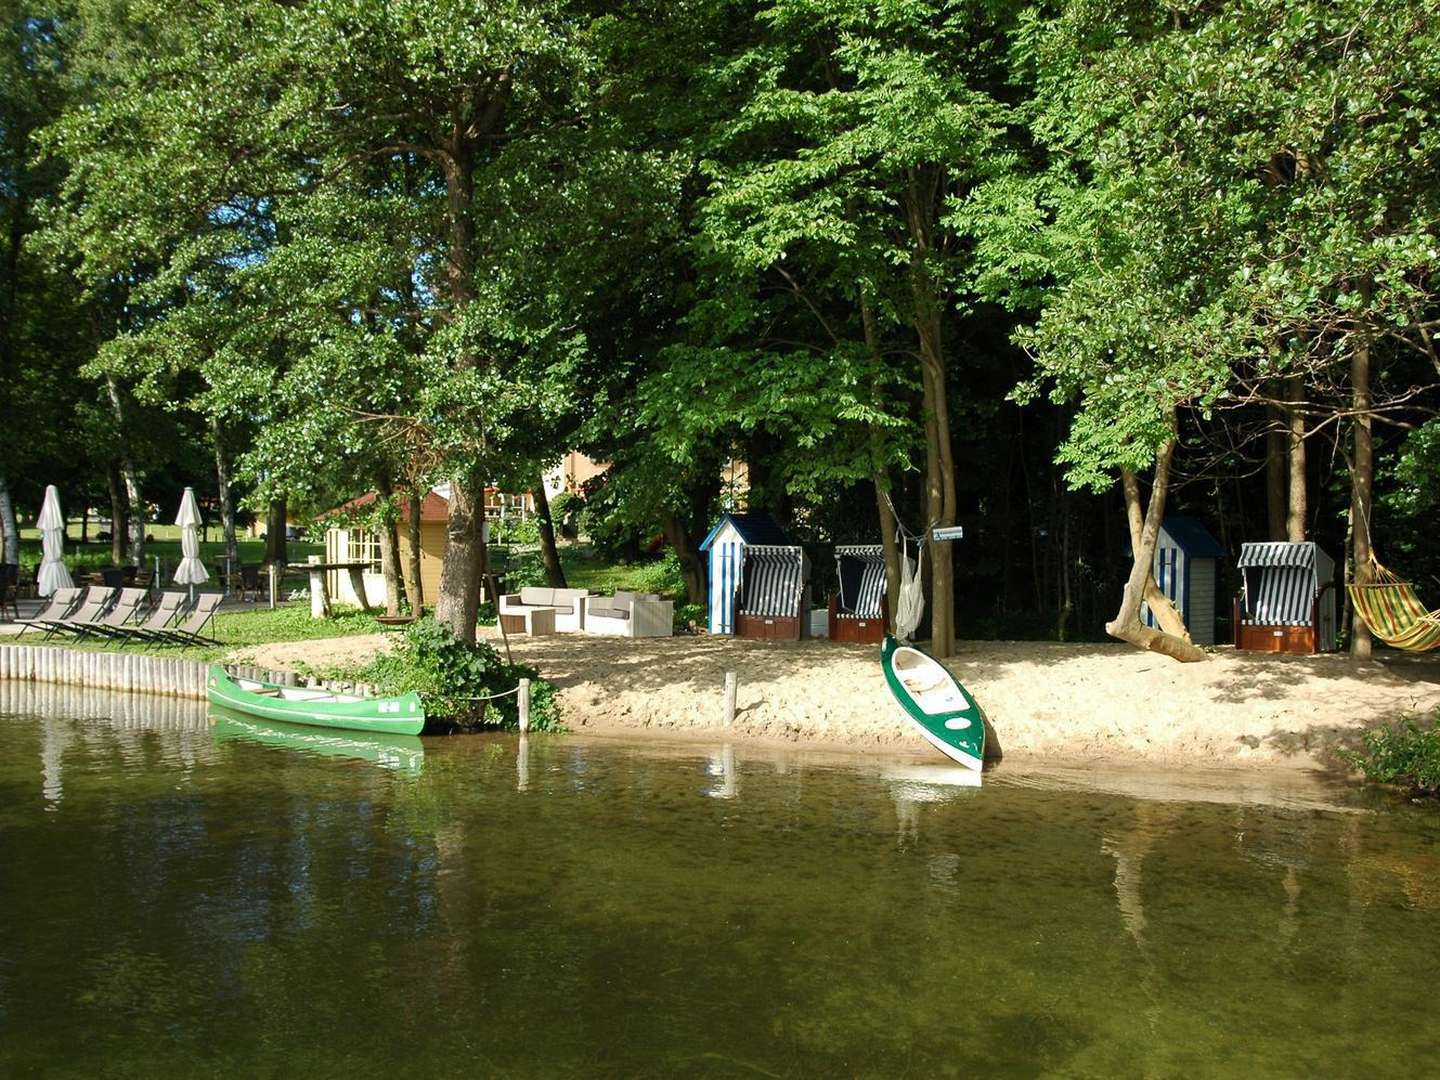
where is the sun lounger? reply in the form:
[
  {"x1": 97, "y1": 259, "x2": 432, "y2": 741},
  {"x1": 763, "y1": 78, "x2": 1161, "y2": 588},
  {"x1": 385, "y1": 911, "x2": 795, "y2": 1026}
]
[
  {"x1": 149, "y1": 592, "x2": 224, "y2": 647},
  {"x1": 13, "y1": 587, "x2": 83, "y2": 637},
  {"x1": 80, "y1": 588, "x2": 152, "y2": 642},
  {"x1": 52, "y1": 587, "x2": 144, "y2": 639},
  {"x1": 28, "y1": 586, "x2": 116, "y2": 640},
  {"x1": 113, "y1": 591, "x2": 192, "y2": 646}
]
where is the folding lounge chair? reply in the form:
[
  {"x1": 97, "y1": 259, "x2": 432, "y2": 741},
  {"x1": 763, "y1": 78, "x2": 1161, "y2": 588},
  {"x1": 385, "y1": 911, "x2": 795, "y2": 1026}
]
[
  {"x1": 151, "y1": 592, "x2": 224, "y2": 647},
  {"x1": 13, "y1": 587, "x2": 82, "y2": 637},
  {"x1": 28, "y1": 586, "x2": 115, "y2": 640},
  {"x1": 81, "y1": 588, "x2": 152, "y2": 642},
  {"x1": 117, "y1": 591, "x2": 193, "y2": 647},
  {"x1": 51, "y1": 587, "x2": 142, "y2": 639}
]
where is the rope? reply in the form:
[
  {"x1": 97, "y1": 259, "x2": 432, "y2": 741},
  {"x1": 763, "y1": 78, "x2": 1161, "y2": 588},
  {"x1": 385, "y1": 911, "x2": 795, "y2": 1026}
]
[{"x1": 451, "y1": 686, "x2": 523, "y2": 701}]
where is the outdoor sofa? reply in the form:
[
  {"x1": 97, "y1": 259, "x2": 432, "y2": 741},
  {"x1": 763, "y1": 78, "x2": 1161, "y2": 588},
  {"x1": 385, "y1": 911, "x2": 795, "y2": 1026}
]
[
  {"x1": 498, "y1": 586, "x2": 591, "y2": 632},
  {"x1": 580, "y1": 591, "x2": 673, "y2": 638}
]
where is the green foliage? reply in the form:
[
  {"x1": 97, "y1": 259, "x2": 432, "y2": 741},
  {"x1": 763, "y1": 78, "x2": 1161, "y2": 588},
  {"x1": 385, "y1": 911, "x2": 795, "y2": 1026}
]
[
  {"x1": 488, "y1": 516, "x2": 540, "y2": 546},
  {"x1": 362, "y1": 617, "x2": 562, "y2": 732},
  {"x1": 673, "y1": 601, "x2": 706, "y2": 634},
  {"x1": 1343, "y1": 710, "x2": 1440, "y2": 794}
]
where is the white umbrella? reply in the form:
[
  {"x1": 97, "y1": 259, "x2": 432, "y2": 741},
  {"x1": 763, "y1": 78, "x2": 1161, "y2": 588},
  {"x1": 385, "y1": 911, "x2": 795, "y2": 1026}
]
[
  {"x1": 36, "y1": 485, "x2": 74, "y2": 597},
  {"x1": 172, "y1": 488, "x2": 209, "y2": 597}
]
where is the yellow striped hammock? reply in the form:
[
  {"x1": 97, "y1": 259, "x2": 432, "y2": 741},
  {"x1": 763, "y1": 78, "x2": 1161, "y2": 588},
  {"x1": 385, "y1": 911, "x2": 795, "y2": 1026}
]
[{"x1": 1347, "y1": 556, "x2": 1440, "y2": 652}]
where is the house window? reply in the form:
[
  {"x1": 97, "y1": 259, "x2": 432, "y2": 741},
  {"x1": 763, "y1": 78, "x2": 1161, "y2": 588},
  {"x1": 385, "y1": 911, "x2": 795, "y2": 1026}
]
[{"x1": 347, "y1": 528, "x2": 382, "y2": 573}]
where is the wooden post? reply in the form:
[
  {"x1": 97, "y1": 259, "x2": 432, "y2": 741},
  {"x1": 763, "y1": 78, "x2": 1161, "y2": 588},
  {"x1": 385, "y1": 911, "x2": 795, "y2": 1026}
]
[
  {"x1": 268, "y1": 562, "x2": 278, "y2": 610},
  {"x1": 723, "y1": 671, "x2": 737, "y2": 728},
  {"x1": 308, "y1": 556, "x2": 331, "y2": 619},
  {"x1": 517, "y1": 677, "x2": 531, "y2": 733}
]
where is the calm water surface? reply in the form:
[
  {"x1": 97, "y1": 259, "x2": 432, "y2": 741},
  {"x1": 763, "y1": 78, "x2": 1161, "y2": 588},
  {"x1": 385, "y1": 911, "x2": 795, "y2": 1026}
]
[{"x1": 2, "y1": 683, "x2": 1439, "y2": 1078}]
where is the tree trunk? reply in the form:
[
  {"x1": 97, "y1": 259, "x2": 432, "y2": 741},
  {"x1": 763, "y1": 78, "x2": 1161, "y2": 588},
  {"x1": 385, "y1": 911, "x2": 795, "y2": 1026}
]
[
  {"x1": 909, "y1": 268, "x2": 956, "y2": 654},
  {"x1": 0, "y1": 474, "x2": 17, "y2": 564},
  {"x1": 659, "y1": 509, "x2": 706, "y2": 603},
  {"x1": 1107, "y1": 440, "x2": 1206, "y2": 662},
  {"x1": 375, "y1": 473, "x2": 401, "y2": 618},
  {"x1": 435, "y1": 473, "x2": 488, "y2": 642},
  {"x1": 106, "y1": 460, "x2": 127, "y2": 566},
  {"x1": 533, "y1": 478, "x2": 568, "y2": 589},
  {"x1": 1285, "y1": 375, "x2": 1307, "y2": 542},
  {"x1": 1120, "y1": 469, "x2": 1192, "y2": 641},
  {"x1": 265, "y1": 497, "x2": 288, "y2": 566},
  {"x1": 213, "y1": 418, "x2": 239, "y2": 570},
  {"x1": 874, "y1": 478, "x2": 902, "y2": 634},
  {"x1": 1350, "y1": 312, "x2": 1373, "y2": 660},
  {"x1": 80, "y1": 504, "x2": 89, "y2": 542},
  {"x1": 104, "y1": 375, "x2": 145, "y2": 567},
  {"x1": 1265, "y1": 385, "x2": 1288, "y2": 541},
  {"x1": 404, "y1": 488, "x2": 424, "y2": 614}
]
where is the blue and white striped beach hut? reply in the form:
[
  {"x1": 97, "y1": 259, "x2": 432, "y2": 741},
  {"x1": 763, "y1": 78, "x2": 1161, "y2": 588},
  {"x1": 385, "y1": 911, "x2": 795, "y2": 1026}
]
[
  {"x1": 1141, "y1": 516, "x2": 1225, "y2": 645},
  {"x1": 1234, "y1": 541, "x2": 1337, "y2": 653},
  {"x1": 699, "y1": 512, "x2": 810, "y2": 639}
]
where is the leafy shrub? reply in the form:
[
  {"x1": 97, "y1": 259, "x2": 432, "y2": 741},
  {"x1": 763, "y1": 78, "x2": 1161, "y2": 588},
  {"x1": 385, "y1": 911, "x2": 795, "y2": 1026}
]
[
  {"x1": 673, "y1": 601, "x2": 705, "y2": 634},
  {"x1": 361, "y1": 617, "x2": 562, "y2": 732},
  {"x1": 488, "y1": 515, "x2": 540, "y2": 545},
  {"x1": 627, "y1": 551, "x2": 686, "y2": 597},
  {"x1": 1343, "y1": 709, "x2": 1440, "y2": 794}
]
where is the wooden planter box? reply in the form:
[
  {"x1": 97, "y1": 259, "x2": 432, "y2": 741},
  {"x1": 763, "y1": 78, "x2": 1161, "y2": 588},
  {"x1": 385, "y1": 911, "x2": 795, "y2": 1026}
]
[
  {"x1": 827, "y1": 594, "x2": 888, "y2": 644},
  {"x1": 736, "y1": 612, "x2": 804, "y2": 641}
]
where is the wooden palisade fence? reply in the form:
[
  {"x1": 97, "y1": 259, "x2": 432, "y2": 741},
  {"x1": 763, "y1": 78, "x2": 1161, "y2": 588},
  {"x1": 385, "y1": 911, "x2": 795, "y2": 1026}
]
[{"x1": 0, "y1": 645, "x2": 375, "y2": 700}]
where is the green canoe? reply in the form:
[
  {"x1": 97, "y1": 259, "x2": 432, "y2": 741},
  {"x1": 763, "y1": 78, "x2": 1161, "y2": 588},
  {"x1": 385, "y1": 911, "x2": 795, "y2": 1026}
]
[
  {"x1": 206, "y1": 665, "x2": 425, "y2": 735},
  {"x1": 881, "y1": 634, "x2": 985, "y2": 771},
  {"x1": 211, "y1": 707, "x2": 425, "y2": 773}
]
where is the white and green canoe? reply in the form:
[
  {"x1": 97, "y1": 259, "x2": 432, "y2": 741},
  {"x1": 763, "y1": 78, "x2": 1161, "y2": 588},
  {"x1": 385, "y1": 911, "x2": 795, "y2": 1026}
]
[
  {"x1": 881, "y1": 634, "x2": 985, "y2": 771},
  {"x1": 206, "y1": 665, "x2": 425, "y2": 735}
]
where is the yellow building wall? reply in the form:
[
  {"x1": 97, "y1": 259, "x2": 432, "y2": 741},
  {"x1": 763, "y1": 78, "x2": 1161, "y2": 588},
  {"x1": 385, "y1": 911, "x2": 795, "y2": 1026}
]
[{"x1": 400, "y1": 521, "x2": 447, "y2": 605}]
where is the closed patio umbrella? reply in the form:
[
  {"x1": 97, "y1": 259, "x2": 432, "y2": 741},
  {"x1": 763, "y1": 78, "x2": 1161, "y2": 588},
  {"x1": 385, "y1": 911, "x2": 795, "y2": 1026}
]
[
  {"x1": 172, "y1": 488, "x2": 209, "y2": 599},
  {"x1": 36, "y1": 485, "x2": 74, "y2": 597}
]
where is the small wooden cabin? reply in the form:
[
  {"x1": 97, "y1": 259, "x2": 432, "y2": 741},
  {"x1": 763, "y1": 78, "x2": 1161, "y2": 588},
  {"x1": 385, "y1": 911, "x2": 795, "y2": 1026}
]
[
  {"x1": 320, "y1": 487, "x2": 460, "y2": 608},
  {"x1": 1234, "y1": 541, "x2": 1337, "y2": 654},
  {"x1": 1142, "y1": 516, "x2": 1225, "y2": 646},
  {"x1": 700, "y1": 512, "x2": 810, "y2": 640},
  {"x1": 828, "y1": 545, "x2": 888, "y2": 644}
]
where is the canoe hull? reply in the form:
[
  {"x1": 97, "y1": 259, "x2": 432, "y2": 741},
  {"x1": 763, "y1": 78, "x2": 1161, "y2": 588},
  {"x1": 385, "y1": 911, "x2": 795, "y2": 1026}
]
[
  {"x1": 206, "y1": 666, "x2": 425, "y2": 735},
  {"x1": 881, "y1": 635, "x2": 985, "y2": 771}
]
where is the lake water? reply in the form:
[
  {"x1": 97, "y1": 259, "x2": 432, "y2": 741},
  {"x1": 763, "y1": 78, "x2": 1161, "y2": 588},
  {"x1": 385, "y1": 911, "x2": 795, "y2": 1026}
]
[{"x1": 2, "y1": 683, "x2": 1438, "y2": 1078}]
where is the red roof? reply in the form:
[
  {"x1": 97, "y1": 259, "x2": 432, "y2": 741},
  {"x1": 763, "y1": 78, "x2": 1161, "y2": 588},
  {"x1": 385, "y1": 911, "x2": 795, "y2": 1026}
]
[{"x1": 319, "y1": 489, "x2": 450, "y2": 524}]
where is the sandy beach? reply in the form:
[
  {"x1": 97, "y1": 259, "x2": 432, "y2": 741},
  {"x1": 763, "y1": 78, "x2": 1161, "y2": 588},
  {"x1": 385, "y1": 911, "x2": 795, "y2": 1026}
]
[{"x1": 231, "y1": 628, "x2": 1440, "y2": 772}]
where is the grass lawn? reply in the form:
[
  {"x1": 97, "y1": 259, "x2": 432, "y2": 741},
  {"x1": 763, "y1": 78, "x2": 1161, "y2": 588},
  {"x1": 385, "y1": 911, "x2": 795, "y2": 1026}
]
[
  {"x1": 551, "y1": 544, "x2": 687, "y2": 597},
  {"x1": 11, "y1": 604, "x2": 386, "y2": 663}
]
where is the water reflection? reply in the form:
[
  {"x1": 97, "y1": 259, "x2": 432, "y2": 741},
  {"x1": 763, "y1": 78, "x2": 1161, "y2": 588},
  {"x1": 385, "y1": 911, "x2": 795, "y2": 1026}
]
[
  {"x1": 704, "y1": 744, "x2": 738, "y2": 800},
  {"x1": 1, "y1": 707, "x2": 1437, "y2": 1078},
  {"x1": 209, "y1": 709, "x2": 425, "y2": 774}
]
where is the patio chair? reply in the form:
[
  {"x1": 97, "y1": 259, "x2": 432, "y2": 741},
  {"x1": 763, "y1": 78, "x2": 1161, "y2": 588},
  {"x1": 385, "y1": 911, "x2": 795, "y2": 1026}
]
[
  {"x1": 100, "y1": 567, "x2": 126, "y2": 589},
  {"x1": 13, "y1": 586, "x2": 82, "y2": 637},
  {"x1": 149, "y1": 592, "x2": 224, "y2": 647},
  {"x1": 115, "y1": 591, "x2": 193, "y2": 647},
  {"x1": 30, "y1": 586, "x2": 118, "y2": 640},
  {"x1": 0, "y1": 563, "x2": 18, "y2": 621},
  {"x1": 237, "y1": 563, "x2": 262, "y2": 602}
]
